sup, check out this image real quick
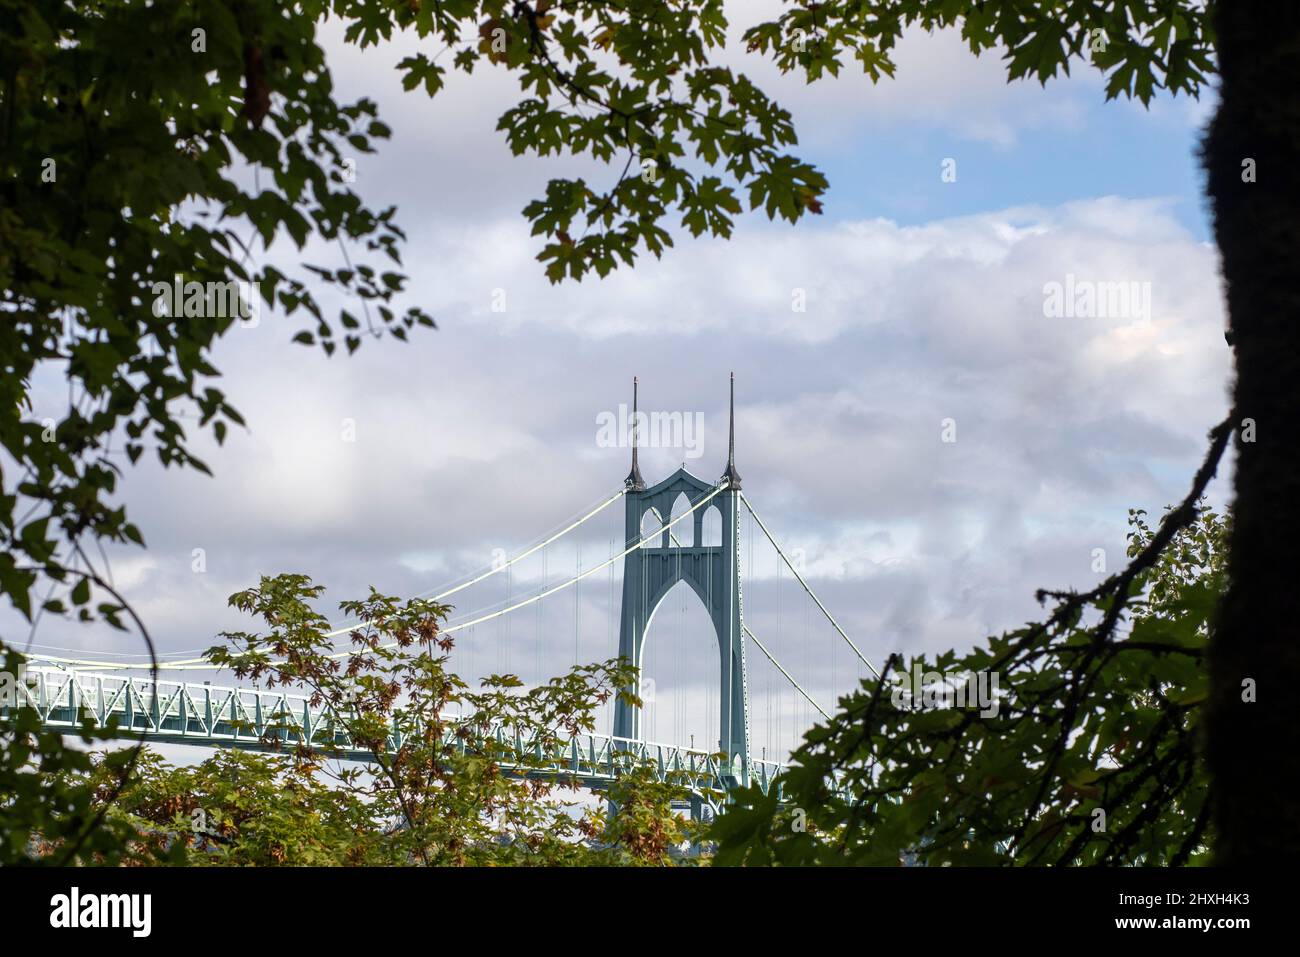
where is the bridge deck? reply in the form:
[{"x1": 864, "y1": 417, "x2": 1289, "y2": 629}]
[{"x1": 6, "y1": 666, "x2": 789, "y2": 807}]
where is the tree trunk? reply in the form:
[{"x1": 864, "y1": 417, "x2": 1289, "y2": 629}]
[{"x1": 1203, "y1": 3, "x2": 1300, "y2": 865}]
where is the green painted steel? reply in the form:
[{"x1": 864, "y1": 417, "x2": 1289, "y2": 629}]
[
  {"x1": 6, "y1": 665, "x2": 786, "y2": 809},
  {"x1": 612, "y1": 469, "x2": 750, "y2": 788},
  {"x1": 614, "y1": 376, "x2": 751, "y2": 787}
]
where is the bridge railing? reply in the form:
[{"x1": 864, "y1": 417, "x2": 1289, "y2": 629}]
[{"x1": 6, "y1": 665, "x2": 795, "y2": 803}]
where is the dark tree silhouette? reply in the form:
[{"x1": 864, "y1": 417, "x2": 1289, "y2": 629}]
[{"x1": 1202, "y1": 2, "x2": 1300, "y2": 866}]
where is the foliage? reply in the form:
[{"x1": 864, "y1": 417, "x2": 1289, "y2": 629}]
[
  {"x1": 194, "y1": 574, "x2": 699, "y2": 865},
  {"x1": 2, "y1": 0, "x2": 431, "y2": 630},
  {"x1": 712, "y1": 503, "x2": 1227, "y2": 866},
  {"x1": 2, "y1": 0, "x2": 435, "y2": 859},
  {"x1": 328, "y1": 0, "x2": 1214, "y2": 282},
  {"x1": 79, "y1": 748, "x2": 375, "y2": 866},
  {"x1": 338, "y1": 0, "x2": 829, "y2": 282},
  {"x1": 597, "y1": 763, "x2": 708, "y2": 866},
  {"x1": 0, "y1": 646, "x2": 149, "y2": 864},
  {"x1": 744, "y1": 0, "x2": 1216, "y2": 102}
]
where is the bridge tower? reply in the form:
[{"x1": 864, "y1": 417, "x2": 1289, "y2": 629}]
[{"x1": 612, "y1": 375, "x2": 750, "y2": 786}]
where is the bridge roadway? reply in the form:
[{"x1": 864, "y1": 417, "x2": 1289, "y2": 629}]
[{"x1": 6, "y1": 666, "x2": 789, "y2": 810}]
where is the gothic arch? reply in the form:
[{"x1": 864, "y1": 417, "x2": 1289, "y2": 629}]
[
  {"x1": 614, "y1": 466, "x2": 749, "y2": 778},
  {"x1": 701, "y1": 504, "x2": 722, "y2": 547},
  {"x1": 668, "y1": 492, "x2": 693, "y2": 547},
  {"x1": 640, "y1": 505, "x2": 663, "y2": 547},
  {"x1": 637, "y1": 578, "x2": 723, "y2": 748}
]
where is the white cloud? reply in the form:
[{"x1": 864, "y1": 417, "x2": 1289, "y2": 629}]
[{"x1": 12, "y1": 197, "x2": 1230, "y2": 743}]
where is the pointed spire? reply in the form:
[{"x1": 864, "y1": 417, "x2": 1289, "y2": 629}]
[
  {"x1": 625, "y1": 376, "x2": 646, "y2": 491},
  {"x1": 722, "y1": 371, "x2": 742, "y2": 489}
]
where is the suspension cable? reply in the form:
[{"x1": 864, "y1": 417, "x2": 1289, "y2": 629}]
[
  {"x1": 661, "y1": 524, "x2": 820, "y2": 726},
  {"x1": 739, "y1": 492, "x2": 879, "y2": 678},
  {"x1": 743, "y1": 624, "x2": 829, "y2": 720},
  {"x1": 423, "y1": 487, "x2": 627, "y2": 609},
  {"x1": 46, "y1": 483, "x2": 728, "y2": 672},
  {"x1": 31, "y1": 485, "x2": 629, "y2": 672}
]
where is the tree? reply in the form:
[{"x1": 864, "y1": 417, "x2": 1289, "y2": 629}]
[
  {"x1": 80, "y1": 748, "x2": 380, "y2": 866},
  {"x1": 598, "y1": 762, "x2": 708, "y2": 866},
  {"x1": 0, "y1": 645, "x2": 147, "y2": 864},
  {"x1": 711, "y1": 501, "x2": 1227, "y2": 865},
  {"x1": 2, "y1": 0, "x2": 434, "y2": 859},
  {"x1": 2, "y1": 0, "x2": 435, "y2": 628},
  {"x1": 1199, "y1": 4, "x2": 1300, "y2": 867}
]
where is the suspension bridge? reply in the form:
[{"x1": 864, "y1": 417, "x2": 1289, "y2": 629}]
[{"x1": 7, "y1": 376, "x2": 878, "y2": 812}]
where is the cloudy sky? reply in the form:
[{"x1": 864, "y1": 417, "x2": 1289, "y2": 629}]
[{"x1": 16, "y1": 6, "x2": 1232, "y2": 763}]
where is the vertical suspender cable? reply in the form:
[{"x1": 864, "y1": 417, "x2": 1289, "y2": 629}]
[{"x1": 740, "y1": 493, "x2": 879, "y2": 678}]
